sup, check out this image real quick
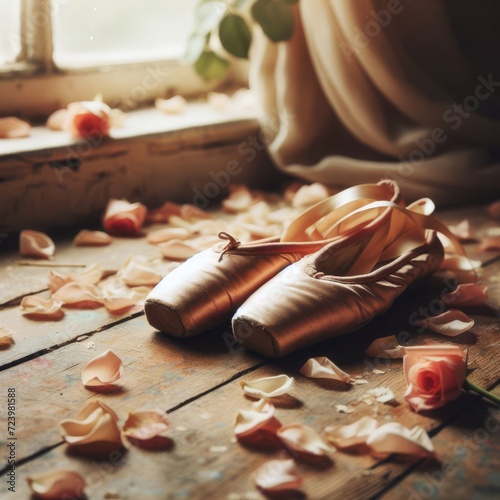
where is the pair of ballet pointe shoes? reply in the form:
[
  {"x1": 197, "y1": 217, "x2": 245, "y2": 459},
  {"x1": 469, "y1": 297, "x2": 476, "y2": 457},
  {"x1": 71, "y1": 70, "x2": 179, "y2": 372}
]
[{"x1": 145, "y1": 181, "x2": 462, "y2": 358}]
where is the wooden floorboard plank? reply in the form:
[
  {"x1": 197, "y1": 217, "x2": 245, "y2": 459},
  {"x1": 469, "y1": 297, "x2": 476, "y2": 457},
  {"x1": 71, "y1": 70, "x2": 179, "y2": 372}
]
[
  {"x1": 0, "y1": 232, "x2": 167, "y2": 306},
  {"x1": 2, "y1": 316, "x2": 499, "y2": 500},
  {"x1": 380, "y1": 386, "x2": 500, "y2": 500},
  {"x1": 1, "y1": 261, "x2": 498, "y2": 498},
  {"x1": 0, "y1": 314, "x2": 263, "y2": 466},
  {"x1": 0, "y1": 203, "x2": 498, "y2": 499}
]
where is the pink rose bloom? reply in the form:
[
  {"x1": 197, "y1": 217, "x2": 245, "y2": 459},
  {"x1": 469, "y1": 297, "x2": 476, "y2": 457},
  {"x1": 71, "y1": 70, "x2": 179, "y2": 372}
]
[
  {"x1": 103, "y1": 199, "x2": 147, "y2": 237},
  {"x1": 66, "y1": 101, "x2": 111, "y2": 139},
  {"x1": 403, "y1": 345, "x2": 467, "y2": 412}
]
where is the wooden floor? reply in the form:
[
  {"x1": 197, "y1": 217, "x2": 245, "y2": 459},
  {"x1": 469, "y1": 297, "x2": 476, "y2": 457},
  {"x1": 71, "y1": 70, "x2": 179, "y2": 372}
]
[{"x1": 0, "y1": 203, "x2": 499, "y2": 500}]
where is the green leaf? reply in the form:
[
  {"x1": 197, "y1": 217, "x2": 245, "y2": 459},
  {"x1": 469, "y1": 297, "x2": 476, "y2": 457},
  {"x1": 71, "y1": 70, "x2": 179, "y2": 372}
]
[
  {"x1": 251, "y1": 0, "x2": 295, "y2": 42},
  {"x1": 183, "y1": 33, "x2": 209, "y2": 64},
  {"x1": 196, "y1": 0, "x2": 228, "y2": 34},
  {"x1": 194, "y1": 50, "x2": 230, "y2": 81},
  {"x1": 219, "y1": 13, "x2": 252, "y2": 59}
]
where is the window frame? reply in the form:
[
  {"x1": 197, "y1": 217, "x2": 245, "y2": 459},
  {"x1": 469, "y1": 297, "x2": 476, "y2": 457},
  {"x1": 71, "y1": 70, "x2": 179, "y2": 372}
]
[{"x1": 0, "y1": 0, "x2": 245, "y2": 118}]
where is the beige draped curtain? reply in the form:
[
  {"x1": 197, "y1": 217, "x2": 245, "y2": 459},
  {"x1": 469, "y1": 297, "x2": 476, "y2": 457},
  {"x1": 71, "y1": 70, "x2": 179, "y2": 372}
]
[{"x1": 250, "y1": 0, "x2": 500, "y2": 205}]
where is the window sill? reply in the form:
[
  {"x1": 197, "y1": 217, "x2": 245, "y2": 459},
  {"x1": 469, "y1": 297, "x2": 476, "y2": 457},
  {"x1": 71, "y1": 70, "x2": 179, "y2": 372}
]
[{"x1": 0, "y1": 103, "x2": 279, "y2": 233}]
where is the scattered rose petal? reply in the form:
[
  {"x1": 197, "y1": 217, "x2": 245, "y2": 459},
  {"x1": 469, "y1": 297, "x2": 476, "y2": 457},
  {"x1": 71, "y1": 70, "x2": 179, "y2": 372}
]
[
  {"x1": 208, "y1": 91, "x2": 232, "y2": 112},
  {"x1": 416, "y1": 310, "x2": 474, "y2": 336},
  {"x1": 366, "y1": 423, "x2": 434, "y2": 457},
  {"x1": 277, "y1": 424, "x2": 333, "y2": 461},
  {"x1": 442, "y1": 283, "x2": 489, "y2": 307},
  {"x1": 479, "y1": 236, "x2": 500, "y2": 252},
  {"x1": 20, "y1": 296, "x2": 64, "y2": 320},
  {"x1": 0, "y1": 117, "x2": 31, "y2": 138},
  {"x1": 146, "y1": 201, "x2": 182, "y2": 224},
  {"x1": 234, "y1": 399, "x2": 281, "y2": 447},
  {"x1": 240, "y1": 375, "x2": 294, "y2": 399},
  {"x1": 155, "y1": 95, "x2": 186, "y2": 114},
  {"x1": 299, "y1": 356, "x2": 351, "y2": 383},
  {"x1": 46, "y1": 108, "x2": 68, "y2": 130},
  {"x1": 448, "y1": 220, "x2": 474, "y2": 241},
  {"x1": 352, "y1": 379, "x2": 369, "y2": 385},
  {"x1": 47, "y1": 270, "x2": 72, "y2": 293},
  {"x1": 48, "y1": 264, "x2": 103, "y2": 293},
  {"x1": 19, "y1": 230, "x2": 55, "y2": 259},
  {"x1": 222, "y1": 185, "x2": 254, "y2": 214},
  {"x1": 373, "y1": 369, "x2": 386, "y2": 375},
  {"x1": 73, "y1": 230, "x2": 112, "y2": 246},
  {"x1": 292, "y1": 183, "x2": 329, "y2": 208},
  {"x1": 27, "y1": 470, "x2": 86, "y2": 499},
  {"x1": 53, "y1": 282, "x2": 103, "y2": 308},
  {"x1": 119, "y1": 259, "x2": 162, "y2": 287},
  {"x1": 159, "y1": 240, "x2": 198, "y2": 261},
  {"x1": 487, "y1": 200, "x2": 500, "y2": 219},
  {"x1": 102, "y1": 287, "x2": 144, "y2": 313},
  {"x1": 335, "y1": 405, "x2": 354, "y2": 414},
  {"x1": 103, "y1": 199, "x2": 147, "y2": 237},
  {"x1": 180, "y1": 204, "x2": 213, "y2": 221},
  {"x1": 365, "y1": 335, "x2": 405, "y2": 359},
  {"x1": 59, "y1": 399, "x2": 122, "y2": 450},
  {"x1": 361, "y1": 398, "x2": 373, "y2": 406},
  {"x1": 254, "y1": 460, "x2": 303, "y2": 497},
  {"x1": 81, "y1": 350, "x2": 123, "y2": 388},
  {"x1": 324, "y1": 416, "x2": 380, "y2": 449},
  {"x1": 123, "y1": 409, "x2": 172, "y2": 449},
  {"x1": 0, "y1": 326, "x2": 14, "y2": 349},
  {"x1": 147, "y1": 227, "x2": 193, "y2": 244},
  {"x1": 66, "y1": 101, "x2": 112, "y2": 139},
  {"x1": 403, "y1": 345, "x2": 467, "y2": 412},
  {"x1": 367, "y1": 387, "x2": 396, "y2": 404}
]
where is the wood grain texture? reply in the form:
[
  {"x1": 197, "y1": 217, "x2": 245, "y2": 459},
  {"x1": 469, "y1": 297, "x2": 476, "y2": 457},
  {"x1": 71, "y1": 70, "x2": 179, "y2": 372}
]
[{"x1": 0, "y1": 203, "x2": 498, "y2": 499}]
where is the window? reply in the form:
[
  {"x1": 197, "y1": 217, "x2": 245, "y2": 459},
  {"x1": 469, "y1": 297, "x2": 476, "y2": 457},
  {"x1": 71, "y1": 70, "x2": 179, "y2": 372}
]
[
  {"x1": 0, "y1": 0, "x2": 235, "y2": 117},
  {"x1": 52, "y1": 0, "x2": 198, "y2": 68},
  {"x1": 0, "y1": 0, "x2": 21, "y2": 67}
]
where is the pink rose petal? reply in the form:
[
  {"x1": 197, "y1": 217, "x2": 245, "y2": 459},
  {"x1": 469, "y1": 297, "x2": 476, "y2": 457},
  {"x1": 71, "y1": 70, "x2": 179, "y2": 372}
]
[
  {"x1": 155, "y1": 95, "x2": 186, "y2": 114},
  {"x1": 416, "y1": 310, "x2": 474, "y2": 336},
  {"x1": 222, "y1": 185, "x2": 254, "y2": 214},
  {"x1": 324, "y1": 416, "x2": 380, "y2": 449},
  {"x1": 0, "y1": 117, "x2": 31, "y2": 138},
  {"x1": 299, "y1": 356, "x2": 351, "y2": 383},
  {"x1": 365, "y1": 335, "x2": 405, "y2": 359},
  {"x1": 19, "y1": 230, "x2": 55, "y2": 259},
  {"x1": 73, "y1": 230, "x2": 112, "y2": 246},
  {"x1": 0, "y1": 325, "x2": 15, "y2": 349},
  {"x1": 103, "y1": 199, "x2": 147, "y2": 237},
  {"x1": 255, "y1": 459, "x2": 303, "y2": 497},
  {"x1": 53, "y1": 282, "x2": 103, "y2": 308},
  {"x1": 366, "y1": 422, "x2": 434, "y2": 457},
  {"x1": 46, "y1": 109, "x2": 69, "y2": 131},
  {"x1": 27, "y1": 470, "x2": 86, "y2": 499},
  {"x1": 277, "y1": 424, "x2": 333, "y2": 463},
  {"x1": 123, "y1": 409, "x2": 172, "y2": 449},
  {"x1": 81, "y1": 350, "x2": 123, "y2": 388},
  {"x1": 442, "y1": 283, "x2": 489, "y2": 307},
  {"x1": 20, "y1": 296, "x2": 64, "y2": 320}
]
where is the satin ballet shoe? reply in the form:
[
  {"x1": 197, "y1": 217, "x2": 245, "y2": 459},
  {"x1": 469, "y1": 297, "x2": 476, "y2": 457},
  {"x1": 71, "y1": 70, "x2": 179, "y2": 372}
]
[
  {"x1": 232, "y1": 202, "x2": 466, "y2": 358},
  {"x1": 144, "y1": 181, "x2": 403, "y2": 337}
]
